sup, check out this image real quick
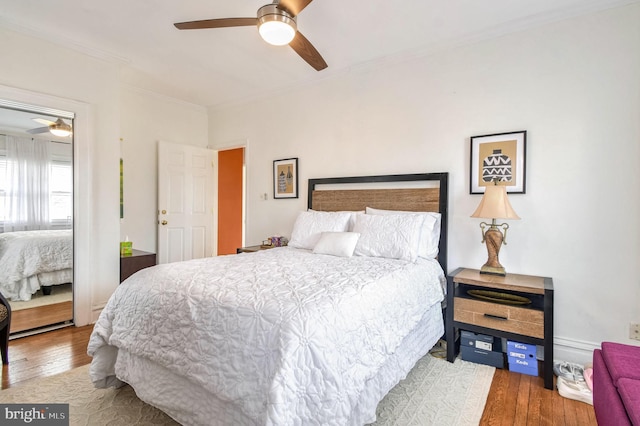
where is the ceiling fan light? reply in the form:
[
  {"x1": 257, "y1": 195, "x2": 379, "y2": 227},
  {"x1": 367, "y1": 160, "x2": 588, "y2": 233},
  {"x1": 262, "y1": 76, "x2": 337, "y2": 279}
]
[
  {"x1": 50, "y1": 127, "x2": 71, "y2": 137},
  {"x1": 257, "y1": 4, "x2": 296, "y2": 46},
  {"x1": 50, "y1": 119, "x2": 72, "y2": 137}
]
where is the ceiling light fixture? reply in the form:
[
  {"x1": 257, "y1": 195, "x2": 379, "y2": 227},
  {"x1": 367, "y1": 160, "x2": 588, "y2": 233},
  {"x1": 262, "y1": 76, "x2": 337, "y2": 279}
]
[
  {"x1": 257, "y1": 4, "x2": 297, "y2": 46},
  {"x1": 49, "y1": 118, "x2": 72, "y2": 137}
]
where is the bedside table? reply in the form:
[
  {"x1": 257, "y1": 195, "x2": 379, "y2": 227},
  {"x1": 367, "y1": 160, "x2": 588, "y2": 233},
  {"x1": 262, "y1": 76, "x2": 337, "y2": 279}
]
[
  {"x1": 236, "y1": 245, "x2": 275, "y2": 254},
  {"x1": 120, "y1": 249, "x2": 156, "y2": 283},
  {"x1": 445, "y1": 267, "x2": 554, "y2": 389}
]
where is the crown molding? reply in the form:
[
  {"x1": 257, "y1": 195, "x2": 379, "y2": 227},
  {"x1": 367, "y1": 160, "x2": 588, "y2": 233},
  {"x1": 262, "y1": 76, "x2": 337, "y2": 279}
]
[{"x1": 121, "y1": 83, "x2": 207, "y2": 113}]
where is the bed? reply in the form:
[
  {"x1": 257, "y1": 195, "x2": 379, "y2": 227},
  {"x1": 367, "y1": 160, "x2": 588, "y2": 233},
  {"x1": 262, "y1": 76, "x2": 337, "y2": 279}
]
[
  {"x1": 0, "y1": 229, "x2": 73, "y2": 301},
  {"x1": 88, "y1": 172, "x2": 449, "y2": 425}
]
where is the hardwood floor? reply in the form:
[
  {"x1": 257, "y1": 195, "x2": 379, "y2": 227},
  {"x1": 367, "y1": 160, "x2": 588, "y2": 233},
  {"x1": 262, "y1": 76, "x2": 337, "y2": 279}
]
[
  {"x1": 1, "y1": 326, "x2": 597, "y2": 425},
  {"x1": 11, "y1": 302, "x2": 74, "y2": 334},
  {"x1": 480, "y1": 368, "x2": 597, "y2": 425},
  {"x1": 1, "y1": 325, "x2": 92, "y2": 390}
]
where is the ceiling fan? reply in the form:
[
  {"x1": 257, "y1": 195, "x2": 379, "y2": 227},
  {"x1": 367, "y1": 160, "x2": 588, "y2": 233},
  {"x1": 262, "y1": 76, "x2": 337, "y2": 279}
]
[
  {"x1": 174, "y1": 0, "x2": 327, "y2": 71},
  {"x1": 27, "y1": 118, "x2": 73, "y2": 137}
]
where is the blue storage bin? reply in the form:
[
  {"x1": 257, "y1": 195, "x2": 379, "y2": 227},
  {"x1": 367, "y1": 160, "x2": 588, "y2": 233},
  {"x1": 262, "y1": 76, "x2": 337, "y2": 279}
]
[{"x1": 507, "y1": 340, "x2": 538, "y2": 376}]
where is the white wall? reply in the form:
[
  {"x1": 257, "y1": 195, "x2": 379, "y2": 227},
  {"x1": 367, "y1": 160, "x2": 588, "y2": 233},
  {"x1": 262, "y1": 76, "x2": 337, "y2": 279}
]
[
  {"x1": 0, "y1": 28, "x2": 210, "y2": 323},
  {"x1": 0, "y1": 27, "x2": 121, "y2": 322},
  {"x1": 208, "y1": 4, "x2": 640, "y2": 363},
  {"x1": 119, "y1": 86, "x2": 208, "y2": 252}
]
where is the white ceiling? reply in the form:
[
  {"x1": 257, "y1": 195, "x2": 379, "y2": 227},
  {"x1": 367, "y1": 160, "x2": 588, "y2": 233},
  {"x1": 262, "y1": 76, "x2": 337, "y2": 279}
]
[{"x1": 0, "y1": 0, "x2": 636, "y2": 108}]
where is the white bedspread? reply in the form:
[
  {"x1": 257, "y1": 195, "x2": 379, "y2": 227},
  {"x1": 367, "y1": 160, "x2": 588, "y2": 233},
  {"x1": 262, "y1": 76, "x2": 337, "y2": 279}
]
[
  {"x1": 88, "y1": 247, "x2": 445, "y2": 425},
  {"x1": 0, "y1": 229, "x2": 73, "y2": 301}
]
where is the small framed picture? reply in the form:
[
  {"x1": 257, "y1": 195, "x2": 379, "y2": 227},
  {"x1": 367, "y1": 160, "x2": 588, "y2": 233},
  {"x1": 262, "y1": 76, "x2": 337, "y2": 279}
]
[
  {"x1": 273, "y1": 158, "x2": 298, "y2": 199},
  {"x1": 470, "y1": 131, "x2": 527, "y2": 194}
]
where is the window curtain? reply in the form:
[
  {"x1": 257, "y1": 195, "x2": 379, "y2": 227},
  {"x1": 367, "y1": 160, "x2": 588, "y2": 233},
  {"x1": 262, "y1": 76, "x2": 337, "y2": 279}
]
[{"x1": 4, "y1": 136, "x2": 51, "y2": 232}]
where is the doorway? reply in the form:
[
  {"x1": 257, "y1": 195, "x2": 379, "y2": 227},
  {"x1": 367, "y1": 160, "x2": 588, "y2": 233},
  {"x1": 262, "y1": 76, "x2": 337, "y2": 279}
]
[
  {"x1": 157, "y1": 141, "x2": 215, "y2": 263},
  {"x1": 217, "y1": 147, "x2": 245, "y2": 255}
]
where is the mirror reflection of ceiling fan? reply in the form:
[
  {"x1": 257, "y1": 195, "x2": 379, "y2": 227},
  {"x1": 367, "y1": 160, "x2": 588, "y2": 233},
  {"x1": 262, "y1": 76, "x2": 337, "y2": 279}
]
[
  {"x1": 174, "y1": 0, "x2": 327, "y2": 71},
  {"x1": 27, "y1": 118, "x2": 73, "y2": 137}
]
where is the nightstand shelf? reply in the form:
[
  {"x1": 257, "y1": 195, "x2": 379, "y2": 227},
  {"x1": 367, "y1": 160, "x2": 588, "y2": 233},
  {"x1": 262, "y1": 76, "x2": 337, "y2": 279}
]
[{"x1": 445, "y1": 267, "x2": 554, "y2": 389}]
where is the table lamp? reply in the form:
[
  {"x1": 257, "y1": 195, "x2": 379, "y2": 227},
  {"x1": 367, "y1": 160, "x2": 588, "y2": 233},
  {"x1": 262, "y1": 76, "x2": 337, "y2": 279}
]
[{"x1": 471, "y1": 182, "x2": 520, "y2": 276}]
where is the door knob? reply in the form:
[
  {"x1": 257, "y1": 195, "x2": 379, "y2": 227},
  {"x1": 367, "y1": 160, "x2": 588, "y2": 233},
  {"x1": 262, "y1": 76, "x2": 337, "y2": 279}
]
[{"x1": 161, "y1": 220, "x2": 168, "y2": 225}]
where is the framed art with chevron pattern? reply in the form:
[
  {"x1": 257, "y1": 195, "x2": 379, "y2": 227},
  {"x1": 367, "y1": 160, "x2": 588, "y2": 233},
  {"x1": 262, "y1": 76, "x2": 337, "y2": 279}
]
[{"x1": 470, "y1": 130, "x2": 527, "y2": 194}]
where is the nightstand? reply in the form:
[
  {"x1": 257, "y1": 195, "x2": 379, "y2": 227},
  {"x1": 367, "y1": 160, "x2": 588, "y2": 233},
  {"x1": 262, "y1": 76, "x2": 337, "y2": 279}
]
[
  {"x1": 445, "y1": 267, "x2": 554, "y2": 389},
  {"x1": 120, "y1": 249, "x2": 156, "y2": 283},
  {"x1": 236, "y1": 245, "x2": 275, "y2": 254}
]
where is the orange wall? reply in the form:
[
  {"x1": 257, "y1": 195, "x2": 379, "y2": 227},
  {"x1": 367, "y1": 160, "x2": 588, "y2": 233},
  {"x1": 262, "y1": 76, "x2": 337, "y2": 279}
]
[{"x1": 217, "y1": 148, "x2": 244, "y2": 255}]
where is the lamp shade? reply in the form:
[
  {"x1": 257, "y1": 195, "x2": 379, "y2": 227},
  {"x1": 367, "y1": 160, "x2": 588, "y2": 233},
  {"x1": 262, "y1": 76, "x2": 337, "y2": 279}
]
[
  {"x1": 471, "y1": 184, "x2": 520, "y2": 220},
  {"x1": 257, "y1": 4, "x2": 297, "y2": 46}
]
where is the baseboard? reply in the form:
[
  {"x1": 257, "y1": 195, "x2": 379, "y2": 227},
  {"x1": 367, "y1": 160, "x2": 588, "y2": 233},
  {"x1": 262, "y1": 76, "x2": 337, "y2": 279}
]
[
  {"x1": 553, "y1": 337, "x2": 600, "y2": 366},
  {"x1": 90, "y1": 308, "x2": 104, "y2": 324},
  {"x1": 89, "y1": 301, "x2": 108, "y2": 324}
]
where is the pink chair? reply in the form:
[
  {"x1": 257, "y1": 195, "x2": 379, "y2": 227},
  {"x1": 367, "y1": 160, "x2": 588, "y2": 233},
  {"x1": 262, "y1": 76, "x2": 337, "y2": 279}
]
[{"x1": 593, "y1": 342, "x2": 640, "y2": 426}]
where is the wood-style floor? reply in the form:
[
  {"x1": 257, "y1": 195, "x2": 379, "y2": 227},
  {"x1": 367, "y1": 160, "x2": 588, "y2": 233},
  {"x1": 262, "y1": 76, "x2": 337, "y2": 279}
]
[
  {"x1": 1, "y1": 326, "x2": 597, "y2": 425},
  {"x1": 480, "y1": 368, "x2": 597, "y2": 425},
  {"x1": 11, "y1": 302, "x2": 74, "y2": 334},
  {"x1": 2, "y1": 325, "x2": 92, "y2": 390}
]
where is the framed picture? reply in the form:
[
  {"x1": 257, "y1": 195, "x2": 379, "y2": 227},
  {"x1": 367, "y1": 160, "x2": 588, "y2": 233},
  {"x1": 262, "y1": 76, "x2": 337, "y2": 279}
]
[
  {"x1": 273, "y1": 158, "x2": 298, "y2": 199},
  {"x1": 470, "y1": 130, "x2": 527, "y2": 194}
]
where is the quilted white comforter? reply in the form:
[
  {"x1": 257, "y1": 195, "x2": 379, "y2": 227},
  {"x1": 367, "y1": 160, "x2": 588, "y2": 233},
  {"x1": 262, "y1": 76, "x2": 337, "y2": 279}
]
[
  {"x1": 88, "y1": 247, "x2": 445, "y2": 425},
  {"x1": 0, "y1": 229, "x2": 72, "y2": 301}
]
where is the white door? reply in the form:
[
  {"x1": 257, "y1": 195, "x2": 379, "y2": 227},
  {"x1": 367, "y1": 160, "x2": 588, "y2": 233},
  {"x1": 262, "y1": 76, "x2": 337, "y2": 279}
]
[{"x1": 158, "y1": 141, "x2": 215, "y2": 264}]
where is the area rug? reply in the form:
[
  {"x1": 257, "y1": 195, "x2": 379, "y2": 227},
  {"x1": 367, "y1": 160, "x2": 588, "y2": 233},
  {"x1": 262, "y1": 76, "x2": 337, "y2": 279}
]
[{"x1": 0, "y1": 355, "x2": 494, "y2": 426}]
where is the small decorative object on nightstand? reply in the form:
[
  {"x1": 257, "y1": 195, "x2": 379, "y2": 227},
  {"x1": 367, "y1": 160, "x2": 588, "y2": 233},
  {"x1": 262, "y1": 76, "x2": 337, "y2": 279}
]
[
  {"x1": 445, "y1": 267, "x2": 554, "y2": 389},
  {"x1": 238, "y1": 237, "x2": 288, "y2": 254},
  {"x1": 471, "y1": 181, "x2": 520, "y2": 276}
]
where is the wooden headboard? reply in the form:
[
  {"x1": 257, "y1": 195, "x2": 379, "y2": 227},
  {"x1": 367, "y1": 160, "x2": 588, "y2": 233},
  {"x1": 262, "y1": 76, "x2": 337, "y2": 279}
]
[{"x1": 308, "y1": 172, "x2": 449, "y2": 274}]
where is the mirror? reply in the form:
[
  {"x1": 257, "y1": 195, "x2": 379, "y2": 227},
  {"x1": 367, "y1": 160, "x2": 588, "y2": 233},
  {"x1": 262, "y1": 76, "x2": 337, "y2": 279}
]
[{"x1": 0, "y1": 101, "x2": 74, "y2": 335}]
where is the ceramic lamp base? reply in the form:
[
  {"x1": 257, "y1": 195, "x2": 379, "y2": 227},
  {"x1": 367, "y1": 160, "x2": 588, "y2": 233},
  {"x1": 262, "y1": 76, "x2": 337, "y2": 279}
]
[{"x1": 480, "y1": 226, "x2": 507, "y2": 276}]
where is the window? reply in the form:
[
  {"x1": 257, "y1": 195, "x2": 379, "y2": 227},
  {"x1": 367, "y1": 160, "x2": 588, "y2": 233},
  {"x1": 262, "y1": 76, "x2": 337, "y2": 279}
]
[
  {"x1": 50, "y1": 160, "x2": 73, "y2": 224},
  {"x1": 0, "y1": 157, "x2": 5, "y2": 222},
  {"x1": 0, "y1": 156, "x2": 72, "y2": 226}
]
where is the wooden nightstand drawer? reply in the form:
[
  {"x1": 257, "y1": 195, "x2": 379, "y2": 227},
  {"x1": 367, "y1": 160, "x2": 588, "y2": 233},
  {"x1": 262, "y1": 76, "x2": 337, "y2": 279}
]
[{"x1": 454, "y1": 297, "x2": 544, "y2": 339}]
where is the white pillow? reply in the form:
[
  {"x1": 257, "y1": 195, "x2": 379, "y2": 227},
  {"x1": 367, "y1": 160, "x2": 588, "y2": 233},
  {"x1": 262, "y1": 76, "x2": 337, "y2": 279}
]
[
  {"x1": 288, "y1": 211, "x2": 353, "y2": 250},
  {"x1": 352, "y1": 213, "x2": 424, "y2": 262},
  {"x1": 365, "y1": 207, "x2": 441, "y2": 259},
  {"x1": 310, "y1": 209, "x2": 363, "y2": 231},
  {"x1": 312, "y1": 232, "x2": 361, "y2": 257}
]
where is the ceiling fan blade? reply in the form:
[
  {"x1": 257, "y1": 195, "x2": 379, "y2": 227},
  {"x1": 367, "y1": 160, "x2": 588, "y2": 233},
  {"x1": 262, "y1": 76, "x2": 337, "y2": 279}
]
[
  {"x1": 27, "y1": 126, "x2": 50, "y2": 134},
  {"x1": 33, "y1": 118, "x2": 56, "y2": 126},
  {"x1": 289, "y1": 31, "x2": 327, "y2": 71},
  {"x1": 174, "y1": 18, "x2": 257, "y2": 30},
  {"x1": 277, "y1": 0, "x2": 313, "y2": 16}
]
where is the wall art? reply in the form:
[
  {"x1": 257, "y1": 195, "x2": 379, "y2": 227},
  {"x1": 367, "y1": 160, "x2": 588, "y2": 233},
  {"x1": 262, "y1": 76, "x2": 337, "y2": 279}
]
[
  {"x1": 470, "y1": 131, "x2": 526, "y2": 194},
  {"x1": 273, "y1": 157, "x2": 298, "y2": 199}
]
